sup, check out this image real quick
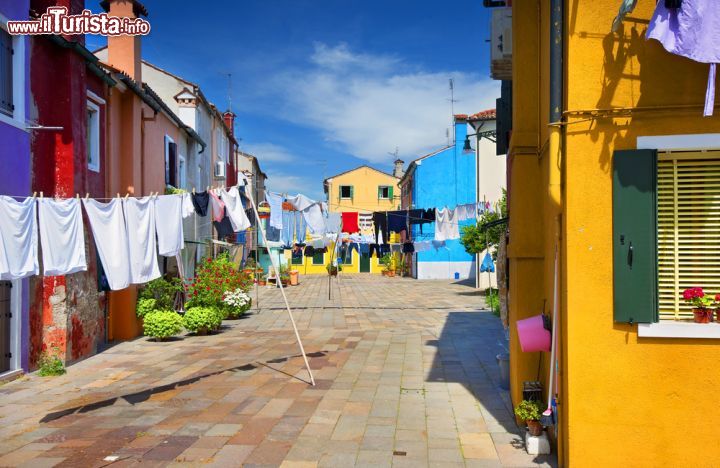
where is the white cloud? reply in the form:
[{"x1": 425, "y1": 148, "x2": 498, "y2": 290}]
[
  {"x1": 265, "y1": 171, "x2": 323, "y2": 201},
  {"x1": 272, "y1": 43, "x2": 500, "y2": 164},
  {"x1": 241, "y1": 142, "x2": 296, "y2": 162}
]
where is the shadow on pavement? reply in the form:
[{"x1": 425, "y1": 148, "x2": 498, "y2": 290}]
[
  {"x1": 426, "y1": 311, "x2": 556, "y2": 466},
  {"x1": 40, "y1": 351, "x2": 328, "y2": 424}
]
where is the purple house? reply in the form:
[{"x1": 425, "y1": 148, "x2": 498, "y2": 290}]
[{"x1": 0, "y1": 0, "x2": 30, "y2": 377}]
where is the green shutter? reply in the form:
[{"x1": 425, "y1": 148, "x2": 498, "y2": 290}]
[
  {"x1": 612, "y1": 149, "x2": 658, "y2": 324},
  {"x1": 378, "y1": 186, "x2": 382, "y2": 199},
  {"x1": 389, "y1": 186, "x2": 394, "y2": 199},
  {"x1": 350, "y1": 185, "x2": 354, "y2": 200}
]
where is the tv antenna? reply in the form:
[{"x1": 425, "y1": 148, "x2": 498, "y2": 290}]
[
  {"x1": 388, "y1": 147, "x2": 399, "y2": 160},
  {"x1": 226, "y1": 73, "x2": 232, "y2": 112},
  {"x1": 448, "y1": 78, "x2": 459, "y2": 143}
]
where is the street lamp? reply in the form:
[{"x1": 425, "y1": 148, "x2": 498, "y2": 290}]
[{"x1": 463, "y1": 130, "x2": 498, "y2": 154}]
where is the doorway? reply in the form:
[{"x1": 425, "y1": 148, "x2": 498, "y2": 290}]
[{"x1": 359, "y1": 253, "x2": 371, "y2": 273}]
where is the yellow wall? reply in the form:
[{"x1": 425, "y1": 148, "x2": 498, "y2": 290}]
[
  {"x1": 510, "y1": 1, "x2": 720, "y2": 465},
  {"x1": 326, "y1": 166, "x2": 400, "y2": 213}
]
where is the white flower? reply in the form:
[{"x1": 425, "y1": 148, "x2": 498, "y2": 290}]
[{"x1": 222, "y1": 288, "x2": 251, "y2": 308}]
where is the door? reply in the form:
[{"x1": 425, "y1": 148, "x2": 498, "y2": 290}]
[
  {"x1": 360, "y1": 253, "x2": 371, "y2": 273},
  {"x1": 0, "y1": 281, "x2": 11, "y2": 373}
]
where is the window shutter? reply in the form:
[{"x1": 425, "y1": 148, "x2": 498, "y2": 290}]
[
  {"x1": 389, "y1": 186, "x2": 394, "y2": 199},
  {"x1": 378, "y1": 186, "x2": 382, "y2": 199},
  {"x1": 168, "y1": 142, "x2": 178, "y2": 186},
  {"x1": 350, "y1": 186, "x2": 354, "y2": 200},
  {"x1": 612, "y1": 149, "x2": 658, "y2": 324}
]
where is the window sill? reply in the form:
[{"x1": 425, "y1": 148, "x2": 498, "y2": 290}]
[{"x1": 638, "y1": 321, "x2": 720, "y2": 339}]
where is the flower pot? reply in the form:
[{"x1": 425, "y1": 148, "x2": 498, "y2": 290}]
[
  {"x1": 693, "y1": 308, "x2": 712, "y2": 323},
  {"x1": 387, "y1": 270, "x2": 395, "y2": 277},
  {"x1": 526, "y1": 420, "x2": 543, "y2": 436},
  {"x1": 258, "y1": 281, "x2": 266, "y2": 286},
  {"x1": 290, "y1": 270, "x2": 299, "y2": 286}
]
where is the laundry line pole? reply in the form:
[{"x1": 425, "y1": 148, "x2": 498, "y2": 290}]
[{"x1": 245, "y1": 190, "x2": 315, "y2": 386}]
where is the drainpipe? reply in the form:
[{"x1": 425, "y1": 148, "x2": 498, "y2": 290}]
[{"x1": 548, "y1": 0, "x2": 564, "y2": 459}]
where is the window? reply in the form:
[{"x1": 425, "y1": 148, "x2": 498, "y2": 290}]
[
  {"x1": 340, "y1": 248, "x2": 352, "y2": 265},
  {"x1": 312, "y1": 251, "x2": 325, "y2": 265},
  {"x1": 657, "y1": 152, "x2": 720, "y2": 320},
  {"x1": 0, "y1": 18, "x2": 25, "y2": 128},
  {"x1": 86, "y1": 101, "x2": 100, "y2": 172},
  {"x1": 378, "y1": 185, "x2": 393, "y2": 200},
  {"x1": 291, "y1": 254, "x2": 303, "y2": 265},
  {"x1": 165, "y1": 136, "x2": 177, "y2": 186},
  {"x1": 613, "y1": 148, "x2": 720, "y2": 324},
  {"x1": 340, "y1": 185, "x2": 353, "y2": 199},
  {"x1": 0, "y1": 27, "x2": 12, "y2": 117}
]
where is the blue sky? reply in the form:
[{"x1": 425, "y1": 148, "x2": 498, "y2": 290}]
[{"x1": 87, "y1": 1, "x2": 499, "y2": 200}]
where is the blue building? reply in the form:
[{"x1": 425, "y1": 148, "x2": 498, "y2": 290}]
[{"x1": 400, "y1": 113, "x2": 501, "y2": 280}]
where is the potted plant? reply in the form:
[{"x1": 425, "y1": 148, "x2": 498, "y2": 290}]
[
  {"x1": 258, "y1": 274, "x2": 267, "y2": 287},
  {"x1": 379, "y1": 253, "x2": 395, "y2": 277},
  {"x1": 514, "y1": 399, "x2": 543, "y2": 436},
  {"x1": 143, "y1": 310, "x2": 184, "y2": 341},
  {"x1": 222, "y1": 289, "x2": 252, "y2": 318},
  {"x1": 326, "y1": 263, "x2": 339, "y2": 276},
  {"x1": 183, "y1": 306, "x2": 221, "y2": 335},
  {"x1": 682, "y1": 287, "x2": 715, "y2": 323}
]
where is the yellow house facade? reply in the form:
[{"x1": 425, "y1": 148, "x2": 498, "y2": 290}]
[
  {"x1": 505, "y1": 1, "x2": 720, "y2": 466},
  {"x1": 285, "y1": 165, "x2": 400, "y2": 274}
]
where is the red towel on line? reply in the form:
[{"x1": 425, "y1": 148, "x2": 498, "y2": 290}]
[{"x1": 341, "y1": 212, "x2": 359, "y2": 233}]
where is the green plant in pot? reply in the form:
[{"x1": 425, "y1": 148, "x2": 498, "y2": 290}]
[
  {"x1": 183, "y1": 306, "x2": 222, "y2": 335},
  {"x1": 143, "y1": 310, "x2": 184, "y2": 341},
  {"x1": 379, "y1": 253, "x2": 394, "y2": 276},
  {"x1": 514, "y1": 399, "x2": 543, "y2": 436},
  {"x1": 222, "y1": 288, "x2": 252, "y2": 318},
  {"x1": 326, "y1": 263, "x2": 340, "y2": 276}
]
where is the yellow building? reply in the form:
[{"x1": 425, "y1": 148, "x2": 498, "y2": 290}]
[
  {"x1": 285, "y1": 165, "x2": 401, "y2": 274},
  {"x1": 503, "y1": 1, "x2": 720, "y2": 466}
]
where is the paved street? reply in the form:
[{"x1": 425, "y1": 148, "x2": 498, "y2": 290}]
[{"x1": 0, "y1": 275, "x2": 554, "y2": 467}]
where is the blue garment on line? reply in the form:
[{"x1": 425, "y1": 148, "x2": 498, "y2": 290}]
[
  {"x1": 267, "y1": 192, "x2": 284, "y2": 230},
  {"x1": 281, "y1": 210, "x2": 294, "y2": 247},
  {"x1": 480, "y1": 252, "x2": 495, "y2": 273},
  {"x1": 294, "y1": 211, "x2": 306, "y2": 243}
]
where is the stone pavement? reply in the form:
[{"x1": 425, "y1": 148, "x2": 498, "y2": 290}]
[{"x1": 0, "y1": 274, "x2": 555, "y2": 467}]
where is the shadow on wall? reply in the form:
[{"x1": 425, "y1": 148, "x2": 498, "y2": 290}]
[{"x1": 425, "y1": 311, "x2": 556, "y2": 466}]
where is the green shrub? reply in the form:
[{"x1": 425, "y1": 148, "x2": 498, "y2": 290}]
[
  {"x1": 139, "y1": 277, "x2": 182, "y2": 310},
  {"x1": 136, "y1": 298, "x2": 158, "y2": 318},
  {"x1": 183, "y1": 306, "x2": 222, "y2": 334},
  {"x1": 37, "y1": 351, "x2": 66, "y2": 376},
  {"x1": 514, "y1": 399, "x2": 542, "y2": 421},
  {"x1": 143, "y1": 311, "x2": 183, "y2": 341}
]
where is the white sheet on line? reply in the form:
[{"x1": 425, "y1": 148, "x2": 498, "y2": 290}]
[
  {"x1": 434, "y1": 207, "x2": 460, "y2": 241},
  {"x1": 0, "y1": 196, "x2": 39, "y2": 280},
  {"x1": 38, "y1": 198, "x2": 87, "y2": 276},
  {"x1": 155, "y1": 194, "x2": 185, "y2": 257},
  {"x1": 220, "y1": 187, "x2": 251, "y2": 232},
  {"x1": 123, "y1": 197, "x2": 161, "y2": 284},
  {"x1": 82, "y1": 198, "x2": 131, "y2": 290}
]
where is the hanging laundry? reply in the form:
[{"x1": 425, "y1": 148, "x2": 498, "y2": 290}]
[
  {"x1": 414, "y1": 241, "x2": 432, "y2": 252},
  {"x1": 390, "y1": 243, "x2": 403, "y2": 254},
  {"x1": 266, "y1": 220, "x2": 281, "y2": 242},
  {"x1": 359, "y1": 243, "x2": 370, "y2": 256},
  {"x1": 434, "y1": 207, "x2": 460, "y2": 241},
  {"x1": 432, "y1": 240, "x2": 448, "y2": 250},
  {"x1": 358, "y1": 212, "x2": 373, "y2": 231},
  {"x1": 220, "y1": 186, "x2": 251, "y2": 232},
  {"x1": 191, "y1": 191, "x2": 210, "y2": 216},
  {"x1": 647, "y1": 1, "x2": 720, "y2": 116},
  {"x1": 82, "y1": 198, "x2": 131, "y2": 290},
  {"x1": 292, "y1": 244, "x2": 303, "y2": 260},
  {"x1": 455, "y1": 203, "x2": 477, "y2": 222},
  {"x1": 387, "y1": 211, "x2": 408, "y2": 233},
  {"x1": 281, "y1": 210, "x2": 294, "y2": 247},
  {"x1": 480, "y1": 252, "x2": 496, "y2": 273},
  {"x1": 611, "y1": 0, "x2": 638, "y2": 33},
  {"x1": 402, "y1": 242, "x2": 415, "y2": 254},
  {"x1": 155, "y1": 195, "x2": 185, "y2": 257},
  {"x1": 310, "y1": 238, "x2": 325, "y2": 248},
  {"x1": 214, "y1": 210, "x2": 236, "y2": 240},
  {"x1": 208, "y1": 191, "x2": 226, "y2": 222},
  {"x1": 286, "y1": 193, "x2": 315, "y2": 211},
  {"x1": 123, "y1": 197, "x2": 161, "y2": 284},
  {"x1": 372, "y1": 212, "x2": 389, "y2": 244},
  {"x1": 341, "y1": 212, "x2": 359, "y2": 234},
  {"x1": 0, "y1": 196, "x2": 39, "y2": 280},
  {"x1": 181, "y1": 193, "x2": 195, "y2": 218},
  {"x1": 304, "y1": 245, "x2": 316, "y2": 257},
  {"x1": 326, "y1": 212, "x2": 342, "y2": 234},
  {"x1": 295, "y1": 211, "x2": 307, "y2": 244},
  {"x1": 267, "y1": 192, "x2": 284, "y2": 229},
  {"x1": 38, "y1": 198, "x2": 87, "y2": 276}
]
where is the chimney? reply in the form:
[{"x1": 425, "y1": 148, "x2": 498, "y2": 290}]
[
  {"x1": 222, "y1": 110, "x2": 236, "y2": 136},
  {"x1": 102, "y1": 0, "x2": 148, "y2": 82},
  {"x1": 393, "y1": 159, "x2": 405, "y2": 178}
]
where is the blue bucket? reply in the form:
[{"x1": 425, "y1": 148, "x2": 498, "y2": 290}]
[{"x1": 454, "y1": 272, "x2": 460, "y2": 280}]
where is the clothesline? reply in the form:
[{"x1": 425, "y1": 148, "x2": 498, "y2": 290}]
[{"x1": 326, "y1": 200, "x2": 496, "y2": 228}]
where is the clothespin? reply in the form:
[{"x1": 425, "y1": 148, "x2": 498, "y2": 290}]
[
  {"x1": 206, "y1": 186, "x2": 210, "y2": 192},
  {"x1": 116, "y1": 193, "x2": 120, "y2": 199},
  {"x1": 76, "y1": 194, "x2": 79, "y2": 200},
  {"x1": 40, "y1": 192, "x2": 43, "y2": 199},
  {"x1": 85, "y1": 193, "x2": 90, "y2": 201},
  {"x1": 124, "y1": 193, "x2": 129, "y2": 200},
  {"x1": 192, "y1": 187, "x2": 196, "y2": 194},
  {"x1": 32, "y1": 191, "x2": 37, "y2": 198}
]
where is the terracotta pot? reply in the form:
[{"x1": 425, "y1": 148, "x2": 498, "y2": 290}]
[
  {"x1": 290, "y1": 270, "x2": 299, "y2": 286},
  {"x1": 693, "y1": 308, "x2": 712, "y2": 324},
  {"x1": 526, "y1": 420, "x2": 543, "y2": 437},
  {"x1": 258, "y1": 281, "x2": 266, "y2": 286},
  {"x1": 387, "y1": 271, "x2": 395, "y2": 277}
]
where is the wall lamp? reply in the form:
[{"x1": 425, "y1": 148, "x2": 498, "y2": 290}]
[{"x1": 463, "y1": 130, "x2": 497, "y2": 153}]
